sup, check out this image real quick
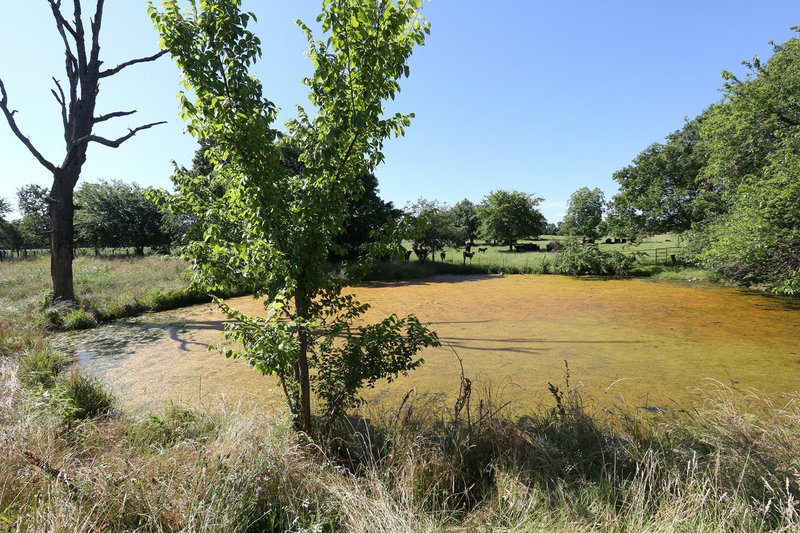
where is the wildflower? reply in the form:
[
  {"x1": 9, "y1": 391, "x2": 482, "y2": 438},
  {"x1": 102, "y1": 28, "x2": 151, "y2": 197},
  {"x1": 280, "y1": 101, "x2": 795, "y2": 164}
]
[{"x1": 256, "y1": 486, "x2": 264, "y2": 494}]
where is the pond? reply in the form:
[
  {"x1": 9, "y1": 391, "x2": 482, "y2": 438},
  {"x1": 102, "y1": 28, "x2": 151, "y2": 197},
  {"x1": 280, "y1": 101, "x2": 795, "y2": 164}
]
[{"x1": 69, "y1": 275, "x2": 800, "y2": 414}]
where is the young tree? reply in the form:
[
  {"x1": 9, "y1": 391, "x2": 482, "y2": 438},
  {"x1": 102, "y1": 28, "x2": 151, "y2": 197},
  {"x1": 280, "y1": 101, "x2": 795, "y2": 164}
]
[
  {"x1": 151, "y1": 0, "x2": 438, "y2": 433},
  {"x1": 560, "y1": 187, "x2": 605, "y2": 240},
  {"x1": 0, "y1": 0, "x2": 166, "y2": 302},
  {"x1": 478, "y1": 190, "x2": 545, "y2": 250},
  {"x1": 451, "y1": 198, "x2": 480, "y2": 245}
]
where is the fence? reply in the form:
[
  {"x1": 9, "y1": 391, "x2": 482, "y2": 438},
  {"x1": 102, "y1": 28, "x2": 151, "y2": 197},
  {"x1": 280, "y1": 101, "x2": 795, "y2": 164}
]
[{"x1": 636, "y1": 247, "x2": 684, "y2": 266}]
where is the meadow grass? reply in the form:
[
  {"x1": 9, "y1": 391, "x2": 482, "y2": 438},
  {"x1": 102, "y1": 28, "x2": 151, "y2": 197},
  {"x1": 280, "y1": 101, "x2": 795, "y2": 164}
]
[{"x1": 404, "y1": 234, "x2": 687, "y2": 274}]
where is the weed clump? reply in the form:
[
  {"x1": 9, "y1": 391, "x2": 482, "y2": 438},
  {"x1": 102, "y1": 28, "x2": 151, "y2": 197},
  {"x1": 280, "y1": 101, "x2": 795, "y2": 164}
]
[
  {"x1": 17, "y1": 349, "x2": 73, "y2": 389},
  {"x1": 60, "y1": 371, "x2": 115, "y2": 420}
]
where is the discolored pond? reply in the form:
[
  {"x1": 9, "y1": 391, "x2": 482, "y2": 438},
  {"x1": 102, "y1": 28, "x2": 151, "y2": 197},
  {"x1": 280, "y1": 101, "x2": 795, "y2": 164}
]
[{"x1": 71, "y1": 275, "x2": 800, "y2": 414}]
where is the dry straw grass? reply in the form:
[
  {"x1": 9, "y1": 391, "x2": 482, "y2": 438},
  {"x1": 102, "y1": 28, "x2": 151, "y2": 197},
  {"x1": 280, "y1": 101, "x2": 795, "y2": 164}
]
[{"x1": 6, "y1": 371, "x2": 797, "y2": 532}]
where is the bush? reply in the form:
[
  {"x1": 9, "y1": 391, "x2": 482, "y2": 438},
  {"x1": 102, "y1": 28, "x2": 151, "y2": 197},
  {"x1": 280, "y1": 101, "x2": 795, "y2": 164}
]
[
  {"x1": 554, "y1": 239, "x2": 636, "y2": 276},
  {"x1": 129, "y1": 403, "x2": 218, "y2": 450}
]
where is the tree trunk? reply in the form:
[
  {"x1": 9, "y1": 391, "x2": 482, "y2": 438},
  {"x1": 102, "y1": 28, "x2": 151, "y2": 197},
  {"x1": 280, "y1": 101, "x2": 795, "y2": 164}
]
[
  {"x1": 294, "y1": 290, "x2": 313, "y2": 433},
  {"x1": 50, "y1": 172, "x2": 77, "y2": 302}
]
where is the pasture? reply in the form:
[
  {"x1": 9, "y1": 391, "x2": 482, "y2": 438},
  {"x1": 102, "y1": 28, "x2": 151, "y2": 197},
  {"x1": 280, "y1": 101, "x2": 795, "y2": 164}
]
[{"x1": 406, "y1": 233, "x2": 685, "y2": 272}]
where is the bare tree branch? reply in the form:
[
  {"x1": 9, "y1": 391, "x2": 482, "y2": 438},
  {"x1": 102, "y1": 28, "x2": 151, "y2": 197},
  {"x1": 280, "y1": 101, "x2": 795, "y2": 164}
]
[
  {"x1": 94, "y1": 109, "x2": 137, "y2": 123},
  {"x1": 51, "y1": 77, "x2": 69, "y2": 137},
  {"x1": 47, "y1": 0, "x2": 78, "y2": 39},
  {"x1": 75, "y1": 120, "x2": 167, "y2": 148},
  {"x1": 99, "y1": 50, "x2": 168, "y2": 79},
  {"x1": 89, "y1": 0, "x2": 105, "y2": 67},
  {"x1": 0, "y1": 78, "x2": 57, "y2": 173},
  {"x1": 71, "y1": 0, "x2": 88, "y2": 74}
]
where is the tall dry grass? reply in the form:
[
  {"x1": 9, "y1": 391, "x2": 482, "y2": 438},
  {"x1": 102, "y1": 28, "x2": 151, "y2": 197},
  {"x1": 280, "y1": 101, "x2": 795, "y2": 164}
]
[{"x1": 2, "y1": 373, "x2": 797, "y2": 531}]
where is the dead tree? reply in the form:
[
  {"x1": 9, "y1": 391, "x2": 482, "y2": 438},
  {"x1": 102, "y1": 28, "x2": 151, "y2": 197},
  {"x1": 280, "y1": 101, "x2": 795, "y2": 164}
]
[{"x1": 0, "y1": 0, "x2": 166, "y2": 302}]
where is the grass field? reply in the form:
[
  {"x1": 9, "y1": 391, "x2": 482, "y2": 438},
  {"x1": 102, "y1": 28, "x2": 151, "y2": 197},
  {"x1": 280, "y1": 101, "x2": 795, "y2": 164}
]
[{"x1": 403, "y1": 234, "x2": 685, "y2": 273}]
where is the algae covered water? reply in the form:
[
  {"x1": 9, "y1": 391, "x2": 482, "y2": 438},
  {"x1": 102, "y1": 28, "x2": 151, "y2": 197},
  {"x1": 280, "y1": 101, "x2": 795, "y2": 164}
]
[{"x1": 72, "y1": 275, "x2": 800, "y2": 413}]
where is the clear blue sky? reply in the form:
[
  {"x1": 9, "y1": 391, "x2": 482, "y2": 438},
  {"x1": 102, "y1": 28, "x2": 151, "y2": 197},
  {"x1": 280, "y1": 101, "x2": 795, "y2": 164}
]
[{"x1": 0, "y1": 1, "x2": 797, "y2": 222}]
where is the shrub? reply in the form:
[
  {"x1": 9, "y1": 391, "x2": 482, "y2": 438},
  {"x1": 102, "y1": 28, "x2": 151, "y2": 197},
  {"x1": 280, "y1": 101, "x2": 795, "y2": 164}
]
[
  {"x1": 554, "y1": 239, "x2": 636, "y2": 276},
  {"x1": 129, "y1": 403, "x2": 218, "y2": 450}
]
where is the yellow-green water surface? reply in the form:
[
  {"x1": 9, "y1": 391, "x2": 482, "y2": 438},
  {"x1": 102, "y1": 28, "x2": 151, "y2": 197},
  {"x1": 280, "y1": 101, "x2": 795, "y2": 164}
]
[{"x1": 71, "y1": 275, "x2": 800, "y2": 413}]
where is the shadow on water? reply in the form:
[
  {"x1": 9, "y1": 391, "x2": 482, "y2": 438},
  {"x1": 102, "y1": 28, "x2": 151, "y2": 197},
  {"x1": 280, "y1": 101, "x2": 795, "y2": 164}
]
[
  {"x1": 61, "y1": 316, "x2": 233, "y2": 376},
  {"x1": 360, "y1": 274, "x2": 496, "y2": 288}
]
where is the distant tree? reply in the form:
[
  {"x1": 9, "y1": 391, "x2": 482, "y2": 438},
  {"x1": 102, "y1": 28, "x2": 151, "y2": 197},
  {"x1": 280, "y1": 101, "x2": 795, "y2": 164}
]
[
  {"x1": 560, "y1": 187, "x2": 605, "y2": 240},
  {"x1": 478, "y1": 190, "x2": 546, "y2": 250},
  {"x1": 16, "y1": 185, "x2": 51, "y2": 248},
  {"x1": 0, "y1": 197, "x2": 12, "y2": 250},
  {"x1": 451, "y1": 199, "x2": 480, "y2": 245},
  {"x1": 406, "y1": 199, "x2": 461, "y2": 260},
  {"x1": 544, "y1": 221, "x2": 559, "y2": 235},
  {"x1": 76, "y1": 180, "x2": 167, "y2": 255},
  {"x1": 0, "y1": 0, "x2": 166, "y2": 301}
]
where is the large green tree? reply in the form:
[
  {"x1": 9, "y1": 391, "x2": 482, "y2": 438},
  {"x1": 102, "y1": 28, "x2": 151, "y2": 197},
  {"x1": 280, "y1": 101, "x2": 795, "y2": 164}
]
[
  {"x1": 608, "y1": 115, "x2": 710, "y2": 237},
  {"x1": 560, "y1": 187, "x2": 605, "y2": 240},
  {"x1": 151, "y1": 0, "x2": 438, "y2": 433},
  {"x1": 478, "y1": 190, "x2": 546, "y2": 250},
  {"x1": 16, "y1": 185, "x2": 51, "y2": 248},
  {"x1": 75, "y1": 180, "x2": 168, "y2": 255},
  {"x1": 690, "y1": 35, "x2": 800, "y2": 289}
]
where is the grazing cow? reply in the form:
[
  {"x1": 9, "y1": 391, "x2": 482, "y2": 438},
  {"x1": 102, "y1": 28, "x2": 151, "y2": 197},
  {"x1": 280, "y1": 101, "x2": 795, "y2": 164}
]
[
  {"x1": 478, "y1": 247, "x2": 488, "y2": 253},
  {"x1": 463, "y1": 251, "x2": 475, "y2": 265},
  {"x1": 403, "y1": 249, "x2": 412, "y2": 262},
  {"x1": 621, "y1": 238, "x2": 627, "y2": 243},
  {"x1": 440, "y1": 251, "x2": 446, "y2": 262},
  {"x1": 605, "y1": 238, "x2": 612, "y2": 244},
  {"x1": 614, "y1": 238, "x2": 621, "y2": 244}
]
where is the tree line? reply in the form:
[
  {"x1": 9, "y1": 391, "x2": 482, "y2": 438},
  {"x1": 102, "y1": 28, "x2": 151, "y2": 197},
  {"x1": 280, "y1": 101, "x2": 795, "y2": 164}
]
[{"x1": 0, "y1": 180, "x2": 187, "y2": 256}]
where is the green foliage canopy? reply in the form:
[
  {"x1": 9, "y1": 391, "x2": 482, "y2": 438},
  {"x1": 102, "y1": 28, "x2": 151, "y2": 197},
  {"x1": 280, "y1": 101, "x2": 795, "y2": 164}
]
[
  {"x1": 560, "y1": 187, "x2": 605, "y2": 240},
  {"x1": 478, "y1": 190, "x2": 546, "y2": 250},
  {"x1": 451, "y1": 198, "x2": 480, "y2": 244},
  {"x1": 406, "y1": 198, "x2": 462, "y2": 259}
]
